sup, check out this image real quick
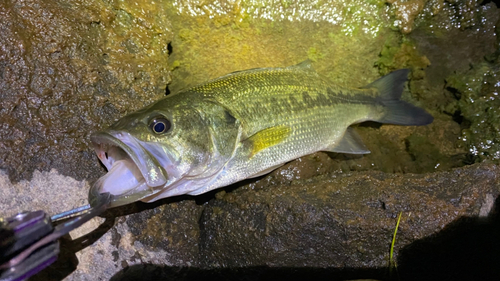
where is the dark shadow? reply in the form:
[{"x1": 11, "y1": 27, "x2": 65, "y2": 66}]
[
  {"x1": 324, "y1": 151, "x2": 364, "y2": 161},
  {"x1": 107, "y1": 195, "x2": 500, "y2": 281},
  {"x1": 27, "y1": 186, "x2": 500, "y2": 281},
  {"x1": 103, "y1": 194, "x2": 197, "y2": 218},
  {"x1": 31, "y1": 217, "x2": 115, "y2": 281},
  {"x1": 396, "y1": 195, "x2": 500, "y2": 281},
  {"x1": 357, "y1": 121, "x2": 383, "y2": 129},
  {"x1": 481, "y1": 0, "x2": 500, "y2": 7},
  {"x1": 193, "y1": 176, "x2": 272, "y2": 205},
  {"x1": 167, "y1": 43, "x2": 173, "y2": 56},
  {"x1": 0, "y1": 227, "x2": 16, "y2": 265},
  {"x1": 111, "y1": 265, "x2": 388, "y2": 281}
]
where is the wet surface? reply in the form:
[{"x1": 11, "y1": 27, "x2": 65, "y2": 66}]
[
  {"x1": 197, "y1": 163, "x2": 499, "y2": 268},
  {"x1": 1, "y1": 0, "x2": 500, "y2": 280},
  {"x1": 2, "y1": 0, "x2": 497, "y2": 182},
  {"x1": 31, "y1": 163, "x2": 498, "y2": 281},
  {"x1": 0, "y1": 0, "x2": 172, "y2": 182}
]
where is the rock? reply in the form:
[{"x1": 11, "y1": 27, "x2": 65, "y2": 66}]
[
  {"x1": 2, "y1": 164, "x2": 499, "y2": 280},
  {"x1": 387, "y1": 0, "x2": 495, "y2": 34},
  {"x1": 198, "y1": 163, "x2": 500, "y2": 271},
  {"x1": 0, "y1": 169, "x2": 89, "y2": 217},
  {"x1": 1, "y1": 0, "x2": 500, "y2": 280},
  {"x1": 0, "y1": 170, "x2": 202, "y2": 281},
  {"x1": 0, "y1": 0, "x2": 172, "y2": 182}
]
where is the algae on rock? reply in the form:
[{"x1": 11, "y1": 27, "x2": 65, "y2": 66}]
[
  {"x1": 447, "y1": 64, "x2": 500, "y2": 162},
  {"x1": 387, "y1": 0, "x2": 495, "y2": 34},
  {"x1": 1, "y1": 0, "x2": 500, "y2": 280}
]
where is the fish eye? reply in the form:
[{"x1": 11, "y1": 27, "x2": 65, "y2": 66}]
[{"x1": 149, "y1": 116, "x2": 171, "y2": 134}]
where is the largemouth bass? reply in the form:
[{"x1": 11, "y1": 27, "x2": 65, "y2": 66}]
[{"x1": 89, "y1": 61, "x2": 433, "y2": 207}]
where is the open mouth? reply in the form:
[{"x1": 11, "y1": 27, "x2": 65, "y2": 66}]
[{"x1": 89, "y1": 131, "x2": 168, "y2": 208}]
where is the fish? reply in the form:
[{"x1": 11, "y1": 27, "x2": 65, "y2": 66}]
[{"x1": 89, "y1": 61, "x2": 433, "y2": 208}]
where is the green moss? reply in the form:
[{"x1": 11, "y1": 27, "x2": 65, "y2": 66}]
[
  {"x1": 447, "y1": 63, "x2": 500, "y2": 162},
  {"x1": 178, "y1": 28, "x2": 195, "y2": 41},
  {"x1": 405, "y1": 134, "x2": 447, "y2": 172},
  {"x1": 375, "y1": 32, "x2": 402, "y2": 74},
  {"x1": 375, "y1": 32, "x2": 430, "y2": 76},
  {"x1": 307, "y1": 47, "x2": 324, "y2": 62},
  {"x1": 170, "y1": 60, "x2": 181, "y2": 70},
  {"x1": 164, "y1": 0, "x2": 391, "y2": 93}
]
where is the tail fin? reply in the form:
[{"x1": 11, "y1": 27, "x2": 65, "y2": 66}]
[{"x1": 365, "y1": 69, "x2": 433, "y2": 126}]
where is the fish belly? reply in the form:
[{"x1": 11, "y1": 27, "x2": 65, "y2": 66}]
[
  {"x1": 188, "y1": 96, "x2": 373, "y2": 195},
  {"x1": 185, "y1": 66, "x2": 384, "y2": 195}
]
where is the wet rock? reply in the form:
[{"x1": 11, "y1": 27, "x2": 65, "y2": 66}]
[
  {"x1": 0, "y1": 0, "x2": 499, "y2": 280},
  {"x1": 0, "y1": 170, "x2": 202, "y2": 281},
  {"x1": 381, "y1": 1, "x2": 500, "y2": 166},
  {"x1": 2, "y1": 164, "x2": 498, "y2": 280},
  {"x1": 448, "y1": 64, "x2": 500, "y2": 162},
  {"x1": 0, "y1": 169, "x2": 89, "y2": 217},
  {"x1": 0, "y1": 0, "x2": 172, "y2": 182},
  {"x1": 198, "y1": 163, "x2": 500, "y2": 271},
  {"x1": 387, "y1": 0, "x2": 494, "y2": 34},
  {"x1": 165, "y1": 1, "x2": 392, "y2": 94},
  {"x1": 387, "y1": 0, "x2": 428, "y2": 34}
]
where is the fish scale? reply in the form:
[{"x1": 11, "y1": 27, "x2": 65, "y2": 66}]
[
  {"x1": 89, "y1": 60, "x2": 433, "y2": 206},
  {"x1": 186, "y1": 64, "x2": 388, "y2": 194}
]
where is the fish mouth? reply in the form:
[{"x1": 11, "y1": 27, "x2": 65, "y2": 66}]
[{"x1": 89, "y1": 131, "x2": 168, "y2": 208}]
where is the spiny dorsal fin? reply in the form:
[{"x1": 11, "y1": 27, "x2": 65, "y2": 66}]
[
  {"x1": 244, "y1": 125, "x2": 292, "y2": 157},
  {"x1": 288, "y1": 59, "x2": 314, "y2": 71},
  {"x1": 324, "y1": 127, "x2": 370, "y2": 154}
]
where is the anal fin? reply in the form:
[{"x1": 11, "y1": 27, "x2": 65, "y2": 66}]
[{"x1": 324, "y1": 127, "x2": 370, "y2": 154}]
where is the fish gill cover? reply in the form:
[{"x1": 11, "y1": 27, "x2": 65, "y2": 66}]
[{"x1": 0, "y1": 0, "x2": 499, "y2": 280}]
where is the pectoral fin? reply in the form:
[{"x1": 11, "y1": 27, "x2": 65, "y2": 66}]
[
  {"x1": 324, "y1": 127, "x2": 370, "y2": 154},
  {"x1": 245, "y1": 125, "x2": 292, "y2": 157}
]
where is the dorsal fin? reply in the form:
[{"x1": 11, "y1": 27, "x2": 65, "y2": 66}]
[{"x1": 288, "y1": 59, "x2": 314, "y2": 71}]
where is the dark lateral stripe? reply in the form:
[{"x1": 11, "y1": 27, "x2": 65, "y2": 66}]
[
  {"x1": 325, "y1": 88, "x2": 377, "y2": 104},
  {"x1": 292, "y1": 89, "x2": 377, "y2": 108}
]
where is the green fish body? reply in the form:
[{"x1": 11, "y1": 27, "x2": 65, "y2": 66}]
[{"x1": 90, "y1": 61, "x2": 433, "y2": 207}]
